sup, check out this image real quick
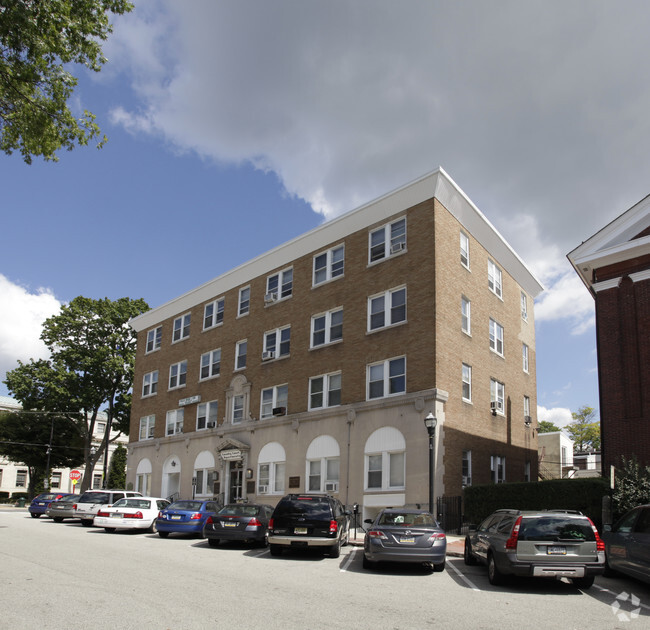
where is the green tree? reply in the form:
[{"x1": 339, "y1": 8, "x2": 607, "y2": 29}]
[
  {"x1": 0, "y1": 410, "x2": 84, "y2": 498},
  {"x1": 538, "y1": 420, "x2": 561, "y2": 433},
  {"x1": 4, "y1": 296, "x2": 149, "y2": 492},
  {"x1": 106, "y1": 443, "x2": 127, "y2": 489},
  {"x1": 567, "y1": 405, "x2": 601, "y2": 451},
  {"x1": 612, "y1": 456, "x2": 650, "y2": 520},
  {"x1": 0, "y1": 0, "x2": 133, "y2": 163}
]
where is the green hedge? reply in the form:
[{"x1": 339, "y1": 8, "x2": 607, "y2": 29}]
[{"x1": 464, "y1": 478, "x2": 610, "y2": 530}]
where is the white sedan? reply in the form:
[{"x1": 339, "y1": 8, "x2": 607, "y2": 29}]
[{"x1": 94, "y1": 497, "x2": 170, "y2": 533}]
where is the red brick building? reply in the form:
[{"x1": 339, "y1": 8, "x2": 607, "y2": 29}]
[{"x1": 568, "y1": 195, "x2": 650, "y2": 475}]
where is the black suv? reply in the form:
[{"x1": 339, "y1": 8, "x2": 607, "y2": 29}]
[{"x1": 268, "y1": 494, "x2": 350, "y2": 558}]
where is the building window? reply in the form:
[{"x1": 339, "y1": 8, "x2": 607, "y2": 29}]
[
  {"x1": 200, "y1": 349, "x2": 221, "y2": 380},
  {"x1": 369, "y1": 217, "x2": 406, "y2": 263},
  {"x1": 308, "y1": 458, "x2": 340, "y2": 493},
  {"x1": 313, "y1": 244, "x2": 344, "y2": 286},
  {"x1": 235, "y1": 340, "x2": 247, "y2": 370},
  {"x1": 309, "y1": 372, "x2": 342, "y2": 409},
  {"x1": 460, "y1": 232, "x2": 470, "y2": 269},
  {"x1": 522, "y1": 344, "x2": 529, "y2": 373},
  {"x1": 238, "y1": 286, "x2": 250, "y2": 317},
  {"x1": 16, "y1": 469, "x2": 27, "y2": 487},
  {"x1": 142, "y1": 370, "x2": 158, "y2": 397},
  {"x1": 521, "y1": 291, "x2": 528, "y2": 321},
  {"x1": 490, "y1": 379, "x2": 505, "y2": 415},
  {"x1": 524, "y1": 396, "x2": 531, "y2": 422},
  {"x1": 263, "y1": 326, "x2": 291, "y2": 360},
  {"x1": 197, "y1": 401, "x2": 218, "y2": 431},
  {"x1": 461, "y1": 297, "x2": 471, "y2": 334},
  {"x1": 194, "y1": 468, "x2": 216, "y2": 497},
  {"x1": 172, "y1": 313, "x2": 191, "y2": 342},
  {"x1": 51, "y1": 471, "x2": 62, "y2": 489},
  {"x1": 462, "y1": 364, "x2": 472, "y2": 402},
  {"x1": 169, "y1": 361, "x2": 187, "y2": 389},
  {"x1": 489, "y1": 319, "x2": 504, "y2": 356},
  {"x1": 232, "y1": 395, "x2": 244, "y2": 424},
  {"x1": 311, "y1": 308, "x2": 343, "y2": 347},
  {"x1": 266, "y1": 268, "x2": 293, "y2": 302},
  {"x1": 258, "y1": 442, "x2": 286, "y2": 495},
  {"x1": 139, "y1": 415, "x2": 155, "y2": 440},
  {"x1": 462, "y1": 451, "x2": 472, "y2": 487},
  {"x1": 364, "y1": 428, "x2": 406, "y2": 491},
  {"x1": 92, "y1": 474, "x2": 102, "y2": 489},
  {"x1": 136, "y1": 472, "x2": 151, "y2": 496},
  {"x1": 367, "y1": 357, "x2": 406, "y2": 400},
  {"x1": 260, "y1": 384, "x2": 288, "y2": 419},
  {"x1": 166, "y1": 409, "x2": 184, "y2": 436},
  {"x1": 146, "y1": 326, "x2": 162, "y2": 353},
  {"x1": 368, "y1": 287, "x2": 406, "y2": 331},
  {"x1": 203, "y1": 298, "x2": 224, "y2": 330},
  {"x1": 491, "y1": 455, "x2": 506, "y2": 483},
  {"x1": 488, "y1": 260, "x2": 503, "y2": 298},
  {"x1": 524, "y1": 461, "x2": 531, "y2": 482}
]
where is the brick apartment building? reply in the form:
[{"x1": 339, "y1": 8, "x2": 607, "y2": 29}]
[
  {"x1": 127, "y1": 167, "x2": 543, "y2": 521},
  {"x1": 568, "y1": 194, "x2": 650, "y2": 475}
]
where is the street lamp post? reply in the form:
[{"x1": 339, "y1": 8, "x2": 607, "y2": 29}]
[{"x1": 424, "y1": 412, "x2": 437, "y2": 516}]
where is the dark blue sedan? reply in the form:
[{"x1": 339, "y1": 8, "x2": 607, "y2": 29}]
[
  {"x1": 29, "y1": 492, "x2": 74, "y2": 518},
  {"x1": 156, "y1": 499, "x2": 221, "y2": 538}
]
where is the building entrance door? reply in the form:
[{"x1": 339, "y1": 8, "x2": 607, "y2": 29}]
[{"x1": 229, "y1": 461, "x2": 243, "y2": 503}]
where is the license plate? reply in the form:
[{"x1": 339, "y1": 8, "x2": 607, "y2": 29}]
[
  {"x1": 223, "y1": 522, "x2": 237, "y2": 527},
  {"x1": 400, "y1": 537, "x2": 416, "y2": 544},
  {"x1": 171, "y1": 515, "x2": 181, "y2": 520},
  {"x1": 294, "y1": 527, "x2": 308, "y2": 535},
  {"x1": 547, "y1": 546, "x2": 566, "y2": 555},
  {"x1": 111, "y1": 513, "x2": 122, "y2": 518}
]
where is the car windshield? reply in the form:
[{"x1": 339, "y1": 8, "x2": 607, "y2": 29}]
[
  {"x1": 518, "y1": 517, "x2": 595, "y2": 542},
  {"x1": 378, "y1": 513, "x2": 435, "y2": 527},
  {"x1": 219, "y1": 505, "x2": 260, "y2": 517},
  {"x1": 274, "y1": 497, "x2": 331, "y2": 519},
  {"x1": 38, "y1": 493, "x2": 63, "y2": 501},
  {"x1": 168, "y1": 501, "x2": 203, "y2": 511},
  {"x1": 78, "y1": 492, "x2": 111, "y2": 504},
  {"x1": 113, "y1": 499, "x2": 151, "y2": 509}
]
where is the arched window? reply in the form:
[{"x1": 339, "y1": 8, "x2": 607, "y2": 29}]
[
  {"x1": 364, "y1": 427, "x2": 406, "y2": 491},
  {"x1": 135, "y1": 458, "x2": 152, "y2": 496},
  {"x1": 193, "y1": 451, "x2": 216, "y2": 497},
  {"x1": 305, "y1": 435, "x2": 340, "y2": 493},
  {"x1": 257, "y1": 442, "x2": 286, "y2": 495}
]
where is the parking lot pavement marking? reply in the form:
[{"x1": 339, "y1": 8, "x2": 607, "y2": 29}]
[
  {"x1": 341, "y1": 547, "x2": 359, "y2": 572},
  {"x1": 447, "y1": 559, "x2": 481, "y2": 591}
]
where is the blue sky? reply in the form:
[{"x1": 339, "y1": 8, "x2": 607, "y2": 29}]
[{"x1": 3, "y1": 0, "x2": 649, "y2": 428}]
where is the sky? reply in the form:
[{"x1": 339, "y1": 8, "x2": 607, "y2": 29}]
[{"x1": 3, "y1": 0, "x2": 650, "y2": 429}]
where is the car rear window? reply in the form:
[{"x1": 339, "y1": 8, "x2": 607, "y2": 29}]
[
  {"x1": 77, "y1": 492, "x2": 111, "y2": 504},
  {"x1": 518, "y1": 517, "x2": 595, "y2": 542},
  {"x1": 113, "y1": 499, "x2": 151, "y2": 509},
  {"x1": 378, "y1": 513, "x2": 435, "y2": 526},
  {"x1": 274, "y1": 497, "x2": 331, "y2": 519},
  {"x1": 219, "y1": 505, "x2": 260, "y2": 517},
  {"x1": 168, "y1": 501, "x2": 203, "y2": 511}
]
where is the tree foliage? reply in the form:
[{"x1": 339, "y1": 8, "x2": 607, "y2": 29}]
[
  {"x1": 4, "y1": 296, "x2": 148, "y2": 492},
  {"x1": 106, "y1": 443, "x2": 127, "y2": 489},
  {"x1": 537, "y1": 420, "x2": 560, "y2": 433},
  {"x1": 0, "y1": 0, "x2": 133, "y2": 163},
  {"x1": 567, "y1": 405, "x2": 600, "y2": 451},
  {"x1": 612, "y1": 455, "x2": 650, "y2": 520}
]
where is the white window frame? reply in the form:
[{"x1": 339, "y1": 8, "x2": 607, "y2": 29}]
[
  {"x1": 169, "y1": 360, "x2": 187, "y2": 390},
  {"x1": 196, "y1": 401, "x2": 218, "y2": 431},
  {"x1": 238, "y1": 286, "x2": 250, "y2": 317},
  {"x1": 521, "y1": 291, "x2": 528, "y2": 321},
  {"x1": 266, "y1": 267, "x2": 293, "y2": 302},
  {"x1": 524, "y1": 395, "x2": 531, "y2": 419},
  {"x1": 307, "y1": 457, "x2": 340, "y2": 493},
  {"x1": 200, "y1": 348, "x2": 221, "y2": 380},
  {"x1": 313, "y1": 244, "x2": 345, "y2": 286},
  {"x1": 235, "y1": 340, "x2": 247, "y2": 370},
  {"x1": 460, "y1": 232, "x2": 470, "y2": 269},
  {"x1": 146, "y1": 326, "x2": 162, "y2": 354},
  {"x1": 194, "y1": 468, "x2": 216, "y2": 497},
  {"x1": 491, "y1": 455, "x2": 506, "y2": 483},
  {"x1": 309, "y1": 372, "x2": 342, "y2": 410},
  {"x1": 232, "y1": 395, "x2": 245, "y2": 425},
  {"x1": 257, "y1": 462, "x2": 285, "y2": 495},
  {"x1": 488, "y1": 260, "x2": 503, "y2": 298},
  {"x1": 172, "y1": 312, "x2": 191, "y2": 343},
  {"x1": 367, "y1": 356, "x2": 406, "y2": 400},
  {"x1": 260, "y1": 384, "x2": 288, "y2": 419},
  {"x1": 263, "y1": 326, "x2": 291, "y2": 359},
  {"x1": 522, "y1": 343, "x2": 529, "y2": 373},
  {"x1": 142, "y1": 370, "x2": 158, "y2": 398},
  {"x1": 462, "y1": 450, "x2": 472, "y2": 487},
  {"x1": 139, "y1": 415, "x2": 155, "y2": 440},
  {"x1": 203, "y1": 298, "x2": 224, "y2": 330},
  {"x1": 461, "y1": 296, "x2": 471, "y2": 335},
  {"x1": 490, "y1": 379, "x2": 505, "y2": 415},
  {"x1": 462, "y1": 363, "x2": 472, "y2": 402},
  {"x1": 489, "y1": 319, "x2": 504, "y2": 356},
  {"x1": 367, "y1": 286, "x2": 406, "y2": 331},
  {"x1": 166, "y1": 409, "x2": 184, "y2": 436},
  {"x1": 365, "y1": 451, "x2": 405, "y2": 491},
  {"x1": 369, "y1": 217, "x2": 406, "y2": 263},
  {"x1": 311, "y1": 308, "x2": 343, "y2": 348}
]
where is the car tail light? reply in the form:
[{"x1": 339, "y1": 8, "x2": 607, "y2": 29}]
[
  {"x1": 158, "y1": 511, "x2": 163, "y2": 518},
  {"x1": 588, "y1": 518, "x2": 605, "y2": 551},
  {"x1": 428, "y1": 532, "x2": 446, "y2": 543},
  {"x1": 329, "y1": 520, "x2": 338, "y2": 534},
  {"x1": 367, "y1": 530, "x2": 388, "y2": 539},
  {"x1": 248, "y1": 518, "x2": 262, "y2": 527},
  {"x1": 97, "y1": 510, "x2": 110, "y2": 517},
  {"x1": 124, "y1": 511, "x2": 143, "y2": 519},
  {"x1": 205, "y1": 516, "x2": 213, "y2": 525},
  {"x1": 505, "y1": 515, "x2": 523, "y2": 549},
  {"x1": 73, "y1": 504, "x2": 78, "y2": 510},
  {"x1": 190, "y1": 512, "x2": 201, "y2": 520},
  {"x1": 269, "y1": 518, "x2": 274, "y2": 530}
]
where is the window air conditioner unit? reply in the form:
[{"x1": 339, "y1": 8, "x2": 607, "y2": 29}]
[
  {"x1": 148, "y1": 427, "x2": 155, "y2": 438},
  {"x1": 207, "y1": 421, "x2": 216, "y2": 428},
  {"x1": 490, "y1": 401, "x2": 500, "y2": 415},
  {"x1": 264, "y1": 292, "x2": 278, "y2": 304},
  {"x1": 390, "y1": 241, "x2": 406, "y2": 254},
  {"x1": 272, "y1": 407, "x2": 286, "y2": 416},
  {"x1": 262, "y1": 350, "x2": 275, "y2": 361},
  {"x1": 257, "y1": 485, "x2": 268, "y2": 494},
  {"x1": 462, "y1": 476, "x2": 472, "y2": 487},
  {"x1": 325, "y1": 482, "x2": 339, "y2": 492},
  {"x1": 167, "y1": 427, "x2": 174, "y2": 436}
]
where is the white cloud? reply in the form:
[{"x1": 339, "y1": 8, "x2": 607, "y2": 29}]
[
  {"x1": 0, "y1": 275, "x2": 62, "y2": 392},
  {"x1": 537, "y1": 406, "x2": 573, "y2": 430}
]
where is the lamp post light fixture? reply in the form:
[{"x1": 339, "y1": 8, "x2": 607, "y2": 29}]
[{"x1": 424, "y1": 412, "x2": 437, "y2": 516}]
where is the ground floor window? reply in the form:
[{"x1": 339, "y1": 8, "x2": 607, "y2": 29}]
[
  {"x1": 16, "y1": 469, "x2": 27, "y2": 487},
  {"x1": 136, "y1": 473, "x2": 151, "y2": 495},
  {"x1": 491, "y1": 455, "x2": 506, "y2": 483},
  {"x1": 92, "y1": 474, "x2": 103, "y2": 489}
]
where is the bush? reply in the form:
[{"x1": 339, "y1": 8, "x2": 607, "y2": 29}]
[{"x1": 612, "y1": 455, "x2": 650, "y2": 521}]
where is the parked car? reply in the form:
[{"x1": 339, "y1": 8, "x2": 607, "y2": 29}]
[
  {"x1": 268, "y1": 493, "x2": 350, "y2": 558},
  {"x1": 73, "y1": 490, "x2": 142, "y2": 527},
  {"x1": 603, "y1": 504, "x2": 650, "y2": 585},
  {"x1": 464, "y1": 509, "x2": 605, "y2": 589},
  {"x1": 94, "y1": 497, "x2": 170, "y2": 533},
  {"x1": 363, "y1": 508, "x2": 447, "y2": 572},
  {"x1": 204, "y1": 503, "x2": 274, "y2": 547},
  {"x1": 29, "y1": 492, "x2": 74, "y2": 518},
  {"x1": 46, "y1": 495, "x2": 79, "y2": 522},
  {"x1": 156, "y1": 499, "x2": 222, "y2": 538}
]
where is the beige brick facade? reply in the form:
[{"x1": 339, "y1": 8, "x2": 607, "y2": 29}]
[{"x1": 127, "y1": 168, "x2": 543, "y2": 522}]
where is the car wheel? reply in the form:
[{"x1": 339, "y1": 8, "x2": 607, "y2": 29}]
[
  {"x1": 256, "y1": 532, "x2": 269, "y2": 547},
  {"x1": 464, "y1": 540, "x2": 477, "y2": 565},
  {"x1": 208, "y1": 538, "x2": 220, "y2": 548},
  {"x1": 342, "y1": 528, "x2": 349, "y2": 547},
  {"x1": 362, "y1": 554, "x2": 377, "y2": 570},
  {"x1": 572, "y1": 575, "x2": 595, "y2": 590},
  {"x1": 487, "y1": 553, "x2": 505, "y2": 586},
  {"x1": 53, "y1": 517, "x2": 63, "y2": 523},
  {"x1": 269, "y1": 544, "x2": 283, "y2": 556},
  {"x1": 148, "y1": 521, "x2": 157, "y2": 534},
  {"x1": 329, "y1": 539, "x2": 341, "y2": 558},
  {"x1": 104, "y1": 527, "x2": 116, "y2": 533},
  {"x1": 158, "y1": 531, "x2": 169, "y2": 538},
  {"x1": 433, "y1": 560, "x2": 445, "y2": 572},
  {"x1": 603, "y1": 558, "x2": 617, "y2": 578},
  {"x1": 81, "y1": 519, "x2": 93, "y2": 527},
  {"x1": 30, "y1": 513, "x2": 40, "y2": 518}
]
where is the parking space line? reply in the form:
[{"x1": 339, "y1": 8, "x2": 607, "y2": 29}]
[
  {"x1": 447, "y1": 559, "x2": 481, "y2": 591},
  {"x1": 341, "y1": 547, "x2": 358, "y2": 572}
]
